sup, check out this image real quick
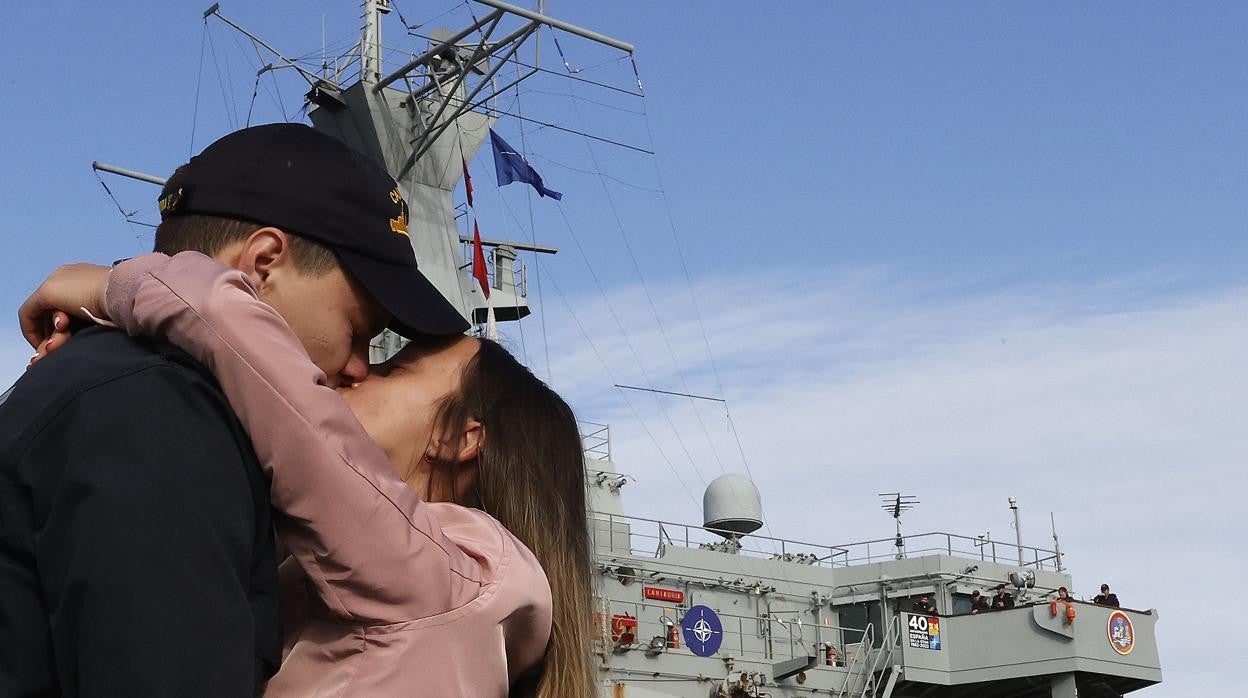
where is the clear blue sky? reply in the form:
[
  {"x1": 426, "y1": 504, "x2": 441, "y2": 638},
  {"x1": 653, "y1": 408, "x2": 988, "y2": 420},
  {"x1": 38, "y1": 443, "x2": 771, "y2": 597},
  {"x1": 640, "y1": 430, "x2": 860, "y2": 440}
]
[
  {"x1": 1, "y1": 1, "x2": 1244, "y2": 307},
  {"x1": 1, "y1": 3, "x2": 1245, "y2": 693}
]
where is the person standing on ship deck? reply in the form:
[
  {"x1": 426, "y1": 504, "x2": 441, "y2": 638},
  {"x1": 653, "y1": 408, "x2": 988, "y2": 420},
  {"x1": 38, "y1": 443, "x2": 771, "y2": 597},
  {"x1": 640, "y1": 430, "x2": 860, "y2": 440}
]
[
  {"x1": 970, "y1": 590, "x2": 990, "y2": 614},
  {"x1": 992, "y1": 584, "x2": 1016, "y2": 610},
  {"x1": 911, "y1": 595, "x2": 938, "y2": 614},
  {"x1": 1093, "y1": 584, "x2": 1121, "y2": 607}
]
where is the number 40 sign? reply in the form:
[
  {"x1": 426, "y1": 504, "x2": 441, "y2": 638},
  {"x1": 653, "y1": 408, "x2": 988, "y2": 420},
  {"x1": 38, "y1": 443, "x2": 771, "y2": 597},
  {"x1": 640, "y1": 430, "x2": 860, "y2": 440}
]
[{"x1": 907, "y1": 613, "x2": 942, "y2": 651}]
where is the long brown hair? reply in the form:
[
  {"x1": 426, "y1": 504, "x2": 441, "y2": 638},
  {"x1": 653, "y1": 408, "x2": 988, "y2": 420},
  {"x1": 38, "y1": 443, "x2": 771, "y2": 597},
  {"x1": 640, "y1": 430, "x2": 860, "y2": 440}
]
[{"x1": 430, "y1": 338, "x2": 595, "y2": 697}]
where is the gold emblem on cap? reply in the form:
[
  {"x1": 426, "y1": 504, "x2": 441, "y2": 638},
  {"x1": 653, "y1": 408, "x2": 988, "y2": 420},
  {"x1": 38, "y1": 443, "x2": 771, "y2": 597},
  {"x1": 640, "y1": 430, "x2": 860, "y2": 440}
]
[
  {"x1": 390, "y1": 210, "x2": 409, "y2": 237},
  {"x1": 158, "y1": 187, "x2": 184, "y2": 215},
  {"x1": 388, "y1": 187, "x2": 409, "y2": 236}
]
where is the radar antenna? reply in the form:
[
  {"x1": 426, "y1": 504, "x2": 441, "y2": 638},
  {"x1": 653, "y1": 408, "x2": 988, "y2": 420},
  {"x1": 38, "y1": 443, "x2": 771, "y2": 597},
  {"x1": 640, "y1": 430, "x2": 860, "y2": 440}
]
[{"x1": 878, "y1": 492, "x2": 919, "y2": 559}]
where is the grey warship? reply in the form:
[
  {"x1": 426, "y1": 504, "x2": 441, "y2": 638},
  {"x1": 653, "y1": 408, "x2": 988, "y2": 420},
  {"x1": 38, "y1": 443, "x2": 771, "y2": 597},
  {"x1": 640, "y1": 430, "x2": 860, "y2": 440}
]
[{"x1": 91, "y1": 3, "x2": 1164, "y2": 696}]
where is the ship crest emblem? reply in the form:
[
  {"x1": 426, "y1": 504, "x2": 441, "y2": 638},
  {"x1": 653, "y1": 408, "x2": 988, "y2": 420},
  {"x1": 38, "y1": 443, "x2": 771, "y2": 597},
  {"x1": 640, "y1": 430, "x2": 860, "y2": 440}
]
[{"x1": 1107, "y1": 611, "x2": 1134, "y2": 655}]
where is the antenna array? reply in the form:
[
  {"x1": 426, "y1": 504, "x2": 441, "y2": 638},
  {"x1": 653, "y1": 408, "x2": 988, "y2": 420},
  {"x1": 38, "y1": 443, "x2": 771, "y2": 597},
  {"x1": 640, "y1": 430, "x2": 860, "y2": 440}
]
[{"x1": 878, "y1": 492, "x2": 920, "y2": 559}]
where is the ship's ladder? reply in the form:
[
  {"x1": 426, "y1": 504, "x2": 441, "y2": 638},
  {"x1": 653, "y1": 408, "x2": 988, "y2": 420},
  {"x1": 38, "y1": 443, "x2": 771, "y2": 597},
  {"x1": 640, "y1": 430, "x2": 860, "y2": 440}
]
[{"x1": 839, "y1": 615, "x2": 902, "y2": 698}]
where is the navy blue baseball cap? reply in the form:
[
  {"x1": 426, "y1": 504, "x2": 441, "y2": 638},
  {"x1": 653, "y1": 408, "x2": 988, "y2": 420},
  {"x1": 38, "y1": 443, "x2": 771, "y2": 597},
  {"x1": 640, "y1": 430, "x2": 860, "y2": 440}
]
[{"x1": 158, "y1": 123, "x2": 469, "y2": 337}]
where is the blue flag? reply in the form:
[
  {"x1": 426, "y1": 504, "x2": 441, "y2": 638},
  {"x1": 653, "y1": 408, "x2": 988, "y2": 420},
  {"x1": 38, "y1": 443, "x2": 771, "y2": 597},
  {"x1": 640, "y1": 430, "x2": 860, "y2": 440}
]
[{"x1": 490, "y1": 130, "x2": 563, "y2": 200}]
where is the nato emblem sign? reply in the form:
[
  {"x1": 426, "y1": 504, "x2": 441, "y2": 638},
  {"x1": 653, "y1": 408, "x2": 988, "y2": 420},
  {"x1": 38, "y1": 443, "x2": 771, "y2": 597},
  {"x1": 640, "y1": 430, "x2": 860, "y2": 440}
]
[
  {"x1": 682, "y1": 605, "x2": 724, "y2": 657},
  {"x1": 1107, "y1": 611, "x2": 1134, "y2": 655}
]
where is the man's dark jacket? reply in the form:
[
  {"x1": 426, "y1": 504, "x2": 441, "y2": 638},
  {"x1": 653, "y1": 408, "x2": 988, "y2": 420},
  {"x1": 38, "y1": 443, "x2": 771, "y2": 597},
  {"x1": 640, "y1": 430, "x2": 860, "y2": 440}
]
[
  {"x1": 0, "y1": 327, "x2": 280, "y2": 696},
  {"x1": 910, "y1": 600, "x2": 937, "y2": 614},
  {"x1": 1093, "y1": 593, "x2": 1121, "y2": 608}
]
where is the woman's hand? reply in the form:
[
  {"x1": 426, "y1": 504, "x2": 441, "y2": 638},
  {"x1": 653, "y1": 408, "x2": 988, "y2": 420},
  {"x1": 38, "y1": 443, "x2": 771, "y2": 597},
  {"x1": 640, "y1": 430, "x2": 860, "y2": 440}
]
[{"x1": 19, "y1": 263, "x2": 112, "y2": 364}]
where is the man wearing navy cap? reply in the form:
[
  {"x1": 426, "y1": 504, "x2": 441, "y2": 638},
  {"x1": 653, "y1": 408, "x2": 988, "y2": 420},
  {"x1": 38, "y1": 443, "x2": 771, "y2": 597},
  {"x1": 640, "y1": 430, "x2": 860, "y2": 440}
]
[{"x1": 0, "y1": 124, "x2": 466, "y2": 695}]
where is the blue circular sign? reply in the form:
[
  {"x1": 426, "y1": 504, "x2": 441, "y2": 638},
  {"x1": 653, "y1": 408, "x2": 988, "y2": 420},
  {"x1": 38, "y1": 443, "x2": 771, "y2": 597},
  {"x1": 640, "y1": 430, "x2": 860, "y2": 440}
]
[{"x1": 682, "y1": 604, "x2": 724, "y2": 657}]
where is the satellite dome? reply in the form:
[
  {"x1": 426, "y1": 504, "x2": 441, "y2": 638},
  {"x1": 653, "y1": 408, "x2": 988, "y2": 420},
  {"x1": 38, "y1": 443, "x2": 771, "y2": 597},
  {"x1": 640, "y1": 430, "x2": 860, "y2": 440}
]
[{"x1": 703, "y1": 474, "x2": 764, "y2": 538}]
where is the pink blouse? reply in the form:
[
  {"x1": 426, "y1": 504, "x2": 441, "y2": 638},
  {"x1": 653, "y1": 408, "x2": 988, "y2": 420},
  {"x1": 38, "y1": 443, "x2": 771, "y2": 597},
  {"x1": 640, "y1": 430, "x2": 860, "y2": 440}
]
[{"x1": 105, "y1": 252, "x2": 552, "y2": 696}]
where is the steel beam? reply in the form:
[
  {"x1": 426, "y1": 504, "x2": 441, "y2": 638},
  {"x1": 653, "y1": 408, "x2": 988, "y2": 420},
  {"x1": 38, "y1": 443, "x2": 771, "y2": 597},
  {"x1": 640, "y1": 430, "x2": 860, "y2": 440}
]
[
  {"x1": 92, "y1": 162, "x2": 167, "y2": 186},
  {"x1": 373, "y1": 9, "x2": 505, "y2": 92},
  {"x1": 473, "y1": 0, "x2": 633, "y2": 52},
  {"x1": 459, "y1": 235, "x2": 558, "y2": 255}
]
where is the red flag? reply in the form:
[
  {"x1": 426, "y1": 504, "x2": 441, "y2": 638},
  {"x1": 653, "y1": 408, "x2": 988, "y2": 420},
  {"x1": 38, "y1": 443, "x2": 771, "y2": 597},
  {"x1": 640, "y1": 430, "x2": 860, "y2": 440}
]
[
  {"x1": 472, "y1": 221, "x2": 489, "y2": 299},
  {"x1": 462, "y1": 158, "x2": 474, "y2": 208}
]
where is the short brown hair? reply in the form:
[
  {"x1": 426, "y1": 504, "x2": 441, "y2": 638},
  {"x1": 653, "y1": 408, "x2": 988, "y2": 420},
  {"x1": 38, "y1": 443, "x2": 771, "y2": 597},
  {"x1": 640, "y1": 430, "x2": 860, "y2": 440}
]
[{"x1": 153, "y1": 166, "x2": 338, "y2": 275}]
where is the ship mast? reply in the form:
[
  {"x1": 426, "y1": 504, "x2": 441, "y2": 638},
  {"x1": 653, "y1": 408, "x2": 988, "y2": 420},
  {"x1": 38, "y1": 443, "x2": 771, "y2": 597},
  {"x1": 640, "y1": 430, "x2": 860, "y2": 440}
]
[
  {"x1": 361, "y1": 0, "x2": 391, "y2": 85},
  {"x1": 93, "y1": 0, "x2": 634, "y2": 358}
]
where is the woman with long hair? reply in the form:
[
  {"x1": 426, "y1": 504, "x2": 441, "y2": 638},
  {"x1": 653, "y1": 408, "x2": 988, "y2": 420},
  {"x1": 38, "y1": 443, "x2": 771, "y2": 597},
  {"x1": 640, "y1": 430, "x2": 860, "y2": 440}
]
[{"x1": 28, "y1": 252, "x2": 595, "y2": 696}]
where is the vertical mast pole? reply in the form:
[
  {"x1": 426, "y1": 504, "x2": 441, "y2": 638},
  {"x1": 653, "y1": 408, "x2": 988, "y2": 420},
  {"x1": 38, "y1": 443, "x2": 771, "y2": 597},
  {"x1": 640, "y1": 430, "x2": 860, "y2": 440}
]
[
  {"x1": 535, "y1": 0, "x2": 544, "y2": 64},
  {"x1": 1009, "y1": 496, "x2": 1024, "y2": 566},
  {"x1": 362, "y1": 0, "x2": 384, "y2": 84},
  {"x1": 1051, "y1": 512, "x2": 1064, "y2": 572}
]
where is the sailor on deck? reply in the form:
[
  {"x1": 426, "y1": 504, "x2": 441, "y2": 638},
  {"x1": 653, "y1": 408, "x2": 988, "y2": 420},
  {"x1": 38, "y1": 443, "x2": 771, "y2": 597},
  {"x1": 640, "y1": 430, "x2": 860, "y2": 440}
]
[
  {"x1": 992, "y1": 584, "x2": 1016, "y2": 610},
  {"x1": 970, "y1": 590, "x2": 990, "y2": 614},
  {"x1": 1093, "y1": 583, "x2": 1121, "y2": 607}
]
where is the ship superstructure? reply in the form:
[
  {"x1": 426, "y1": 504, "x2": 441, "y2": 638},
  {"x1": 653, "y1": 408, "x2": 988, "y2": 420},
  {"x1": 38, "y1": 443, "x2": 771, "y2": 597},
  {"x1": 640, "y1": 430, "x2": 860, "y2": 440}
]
[
  {"x1": 587, "y1": 443, "x2": 1160, "y2": 697},
  {"x1": 92, "y1": 3, "x2": 1163, "y2": 696}
]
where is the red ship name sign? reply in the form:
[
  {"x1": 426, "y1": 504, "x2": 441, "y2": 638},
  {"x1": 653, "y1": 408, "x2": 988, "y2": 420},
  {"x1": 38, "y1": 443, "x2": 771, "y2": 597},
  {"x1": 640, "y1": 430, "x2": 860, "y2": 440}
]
[{"x1": 643, "y1": 587, "x2": 685, "y2": 604}]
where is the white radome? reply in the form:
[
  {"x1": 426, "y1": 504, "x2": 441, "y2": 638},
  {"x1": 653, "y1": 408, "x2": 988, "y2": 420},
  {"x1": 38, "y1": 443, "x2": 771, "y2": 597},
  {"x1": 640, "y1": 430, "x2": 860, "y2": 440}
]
[{"x1": 702, "y1": 474, "x2": 764, "y2": 537}]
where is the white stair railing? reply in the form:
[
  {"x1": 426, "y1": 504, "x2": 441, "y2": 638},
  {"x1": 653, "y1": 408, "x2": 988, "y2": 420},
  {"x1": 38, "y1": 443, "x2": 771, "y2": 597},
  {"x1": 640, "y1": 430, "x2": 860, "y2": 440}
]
[
  {"x1": 836, "y1": 623, "x2": 874, "y2": 698},
  {"x1": 859, "y1": 614, "x2": 901, "y2": 698}
]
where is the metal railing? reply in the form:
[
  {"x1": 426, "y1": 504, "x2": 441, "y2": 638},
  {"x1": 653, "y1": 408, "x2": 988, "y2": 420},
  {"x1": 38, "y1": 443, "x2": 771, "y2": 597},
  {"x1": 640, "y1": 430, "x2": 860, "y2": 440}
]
[
  {"x1": 590, "y1": 511, "x2": 1063, "y2": 571},
  {"x1": 836, "y1": 614, "x2": 901, "y2": 698},
  {"x1": 860, "y1": 614, "x2": 901, "y2": 698},
  {"x1": 831, "y1": 531, "x2": 1062, "y2": 570},
  {"x1": 837, "y1": 622, "x2": 875, "y2": 698},
  {"x1": 592, "y1": 512, "x2": 852, "y2": 566},
  {"x1": 580, "y1": 421, "x2": 611, "y2": 461},
  {"x1": 458, "y1": 239, "x2": 534, "y2": 300},
  {"x1": 600, "y1": 598, "x2": 865, "y2": 668}
]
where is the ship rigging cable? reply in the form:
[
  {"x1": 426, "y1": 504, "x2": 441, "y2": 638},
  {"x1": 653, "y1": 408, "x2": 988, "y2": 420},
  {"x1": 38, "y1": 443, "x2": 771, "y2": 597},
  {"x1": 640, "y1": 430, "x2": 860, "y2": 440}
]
[
  {"x1": 504, "y1": 19, "x2": 780, "y2": 553},
  {"x1": 511, "y1": 77, "x2": 542, "y2": 373},
  {"x1": 549, "y1": 42, "x2": 786, "y2": 565},
  {"x1": 393, "y1": 26, "x2": 650, "y2": 152},
  {"x1": 397, "y1": 8, "x2": 643, "y2": 96},
  {"x1": 464, "y1": 5, "x2": 798, "y2": 590},
  {"x1": 93, "y1": 172, "x2": 152, "y2": 252},
  {"x1": 560, "y1": 78, "x2": 729, "y2": 480},
  {"x1": 552, "y1": 205, "x2": 711, "y2": 489},
  {"x1": 528, "y1": 153, "x2": 661, "y2": 193},
  {"x1": 535, "y1": 258, "x2": 700, "y2": 508},
  {"x1": 244, "y1": 75, "x2": 260, "y2": 127},
  {"x1": 484, "y1": 156, "x2": 699, "y2": 499},
  {"x1": 205, "y1": 22, "x2": 238, "y2": 131},
  {"x1": 634, "y1": 66, "x2": 764, "y2": 522},
  {"x1": 190, "y1": 21, "x2": 208, "y2": 157},
  {"x1": 453, "y1": 118, "x2": 526, "y2": 361},
  {"x1": 238, "y1": 34, "x2": 289, "y2": 122},
  {"x1": 523, "y1": 87, "x2": 646, "y2": 117}
]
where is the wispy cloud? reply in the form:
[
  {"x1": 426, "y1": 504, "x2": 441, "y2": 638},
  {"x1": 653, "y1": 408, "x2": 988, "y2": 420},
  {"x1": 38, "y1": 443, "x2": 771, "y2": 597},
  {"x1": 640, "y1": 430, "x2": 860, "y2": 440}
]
[
  {"x1": 0, "y1": 266, "x2": 1236, "y2": 692},
  {"x1": 529, "y1": 266, "x2": 1246, "y2": 693}
]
